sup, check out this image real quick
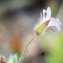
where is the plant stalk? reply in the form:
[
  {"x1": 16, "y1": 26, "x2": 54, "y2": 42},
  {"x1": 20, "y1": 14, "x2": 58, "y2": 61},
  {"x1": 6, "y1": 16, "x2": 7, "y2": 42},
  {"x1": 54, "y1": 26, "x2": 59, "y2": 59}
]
[{"x1": 19, "y1": 33, "x2": 36, "y2": 63}]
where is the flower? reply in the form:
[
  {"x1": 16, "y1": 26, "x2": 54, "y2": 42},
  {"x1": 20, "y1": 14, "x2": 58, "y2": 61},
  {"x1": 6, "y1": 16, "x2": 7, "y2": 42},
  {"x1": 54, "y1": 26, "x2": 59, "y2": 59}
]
[
  {"x1": 7, "y1": 54, "x2": 18, "y2": 63},
  {"x1": 34, "y1": 7, "x2": 61, "y2": 35}
]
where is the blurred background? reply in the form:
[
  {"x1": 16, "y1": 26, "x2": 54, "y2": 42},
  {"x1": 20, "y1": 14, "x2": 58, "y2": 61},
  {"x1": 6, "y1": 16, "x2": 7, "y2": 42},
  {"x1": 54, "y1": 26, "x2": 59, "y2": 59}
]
[{"x1": 0, "y1": 0, "x2": 63, "y2": 63}]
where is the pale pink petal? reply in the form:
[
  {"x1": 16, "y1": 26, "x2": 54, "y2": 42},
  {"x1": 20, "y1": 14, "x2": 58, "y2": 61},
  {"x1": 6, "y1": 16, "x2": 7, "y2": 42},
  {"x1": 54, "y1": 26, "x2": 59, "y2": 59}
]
[
  {"x1": 47, "y1": 18, "x2": 61, "y2": 32},
  {"x1": 42, "y1": 9, "x2": 46, "y2": 22},
  {"x1": 38, "y1": 9, "x2": 46, "y2": 24},
  {"x1": 56, "y1": 19, "x2": 61, "y2": 25},
  {"x1": 46, "y1": 7, "x2": 51, "y2": 20}
]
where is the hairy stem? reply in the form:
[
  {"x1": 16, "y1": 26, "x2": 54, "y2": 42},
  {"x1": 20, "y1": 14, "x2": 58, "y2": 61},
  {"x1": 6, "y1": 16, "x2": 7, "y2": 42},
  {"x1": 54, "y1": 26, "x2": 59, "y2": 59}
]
[{"x1": 19, "y1": 33, "x2": 36, "y2": 63}]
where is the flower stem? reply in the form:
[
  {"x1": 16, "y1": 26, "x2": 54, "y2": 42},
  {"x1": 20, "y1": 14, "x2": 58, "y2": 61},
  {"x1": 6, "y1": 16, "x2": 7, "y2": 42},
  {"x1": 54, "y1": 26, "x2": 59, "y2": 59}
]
[{"x1": 19, "y1": 33, "x2": 36, "y2": 63}]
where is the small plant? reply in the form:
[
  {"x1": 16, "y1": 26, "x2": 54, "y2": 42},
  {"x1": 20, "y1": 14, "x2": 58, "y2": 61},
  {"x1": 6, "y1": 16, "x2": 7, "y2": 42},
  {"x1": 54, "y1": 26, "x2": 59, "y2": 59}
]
[
  {"x1": 0, "y1": 7, "x2": 61, "y2": 63},
  {"x1": 19, "y1": 7, "x2": 61, "y2": 63}
]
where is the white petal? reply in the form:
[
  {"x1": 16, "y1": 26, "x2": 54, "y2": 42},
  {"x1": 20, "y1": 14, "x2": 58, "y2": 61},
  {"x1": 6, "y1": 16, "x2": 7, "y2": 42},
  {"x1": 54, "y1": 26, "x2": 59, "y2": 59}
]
[
  {"x1": 47, "y1": 18, "x2": 61, "y2": 32},
  {"x1": 56, "y1": 19, "x2": 61, "y2": 25},
  {"x1": 42, "y1": 9, "x2": 46, "y2": 22},
  {"x1": 46, "y1": 7, "x2": 51, "y2": 20},
  {"x1": 37, "y1": 9, "x2": 46, "y2": 24}
]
